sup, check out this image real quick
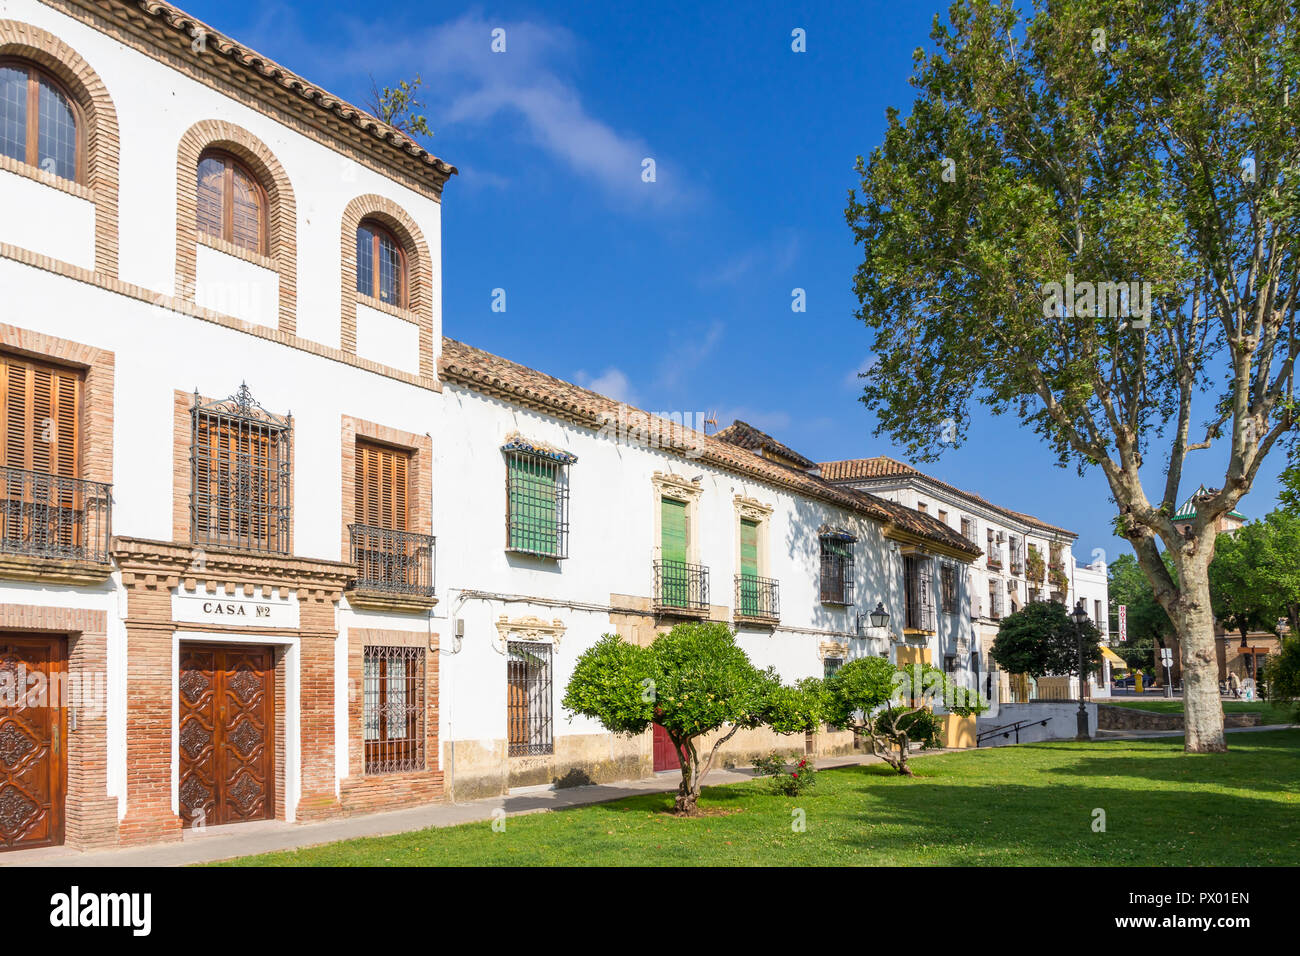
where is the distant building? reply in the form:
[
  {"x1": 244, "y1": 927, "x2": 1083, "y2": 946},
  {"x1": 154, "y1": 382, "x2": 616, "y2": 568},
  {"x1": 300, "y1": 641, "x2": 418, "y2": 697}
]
[{"x1": 819, "y1": 457, "x2": 1111, "y2": 700}]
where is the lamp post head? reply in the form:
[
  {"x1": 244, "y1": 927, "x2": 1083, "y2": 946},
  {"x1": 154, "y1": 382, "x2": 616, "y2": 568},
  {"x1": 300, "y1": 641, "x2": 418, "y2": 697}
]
[
  {"x1": 869, "y1": 602, "x2": 890, "y2": 630},
  {"x1": 1073, "y1": 600, "x2": 1089, "y2": 627}
]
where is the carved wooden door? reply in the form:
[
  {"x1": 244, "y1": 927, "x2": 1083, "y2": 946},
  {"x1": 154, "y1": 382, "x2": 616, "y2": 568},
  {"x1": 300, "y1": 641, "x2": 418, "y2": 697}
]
[
  {"x1": 179, "y1": 644, "x2": 274, "y2": 827},
  {"x1": 0, "y1": 635, "x2": 65, "y2": 850}
]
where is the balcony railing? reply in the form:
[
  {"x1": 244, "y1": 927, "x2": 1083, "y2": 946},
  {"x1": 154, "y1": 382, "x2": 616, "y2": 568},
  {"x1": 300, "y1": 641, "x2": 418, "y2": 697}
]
[
  {"x1": 349, "y1": 524, "x2": 435, "y2": 597},
  {"x1": 654, "y1": 559, "x2": 710, "y2": 614},
  {"x1": 735, "y1": 574, "x2": 780, "y2": 623},
  {"x1": 0, "y1": 466, "x2": 112, "y2": 564}
]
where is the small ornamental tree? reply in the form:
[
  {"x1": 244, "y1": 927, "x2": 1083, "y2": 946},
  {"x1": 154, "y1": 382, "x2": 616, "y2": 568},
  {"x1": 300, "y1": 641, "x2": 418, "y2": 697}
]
[
  {"x1": 1262, "y1": 636, "x2": 1300, "y2": 722},
  {"x1": 991, "y1": 601, "x2": 1104, "y2": 680},
  {"x1": 561, "y1": 623, "x2": 822, "y2": 814},
  {"x1": 822, "y1": 657, "x2": 986, "y2": 776}
]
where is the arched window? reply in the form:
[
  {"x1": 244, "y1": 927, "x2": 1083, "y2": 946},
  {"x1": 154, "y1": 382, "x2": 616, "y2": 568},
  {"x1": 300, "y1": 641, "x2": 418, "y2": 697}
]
[
  {"x1": 196, "y1": 149, "x2": 267, "y2": 254},
  {"x1": 0, "y1": 58, "x2": 79, "y2": 182},
  {"x1": 355, "y1": 219, "x2": 406, "y2": 307}
]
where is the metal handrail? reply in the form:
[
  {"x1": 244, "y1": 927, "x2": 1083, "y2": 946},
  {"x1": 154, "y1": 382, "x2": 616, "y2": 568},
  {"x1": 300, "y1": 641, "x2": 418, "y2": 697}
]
[
  {"x1": 654, "y1": 559, "x2": 709, "y2": 612},
  {"x1": 0, "y1": 466, "x2": 112, "y2": 564},
  {"x1": 735, "y1": 573, "x2": 780, "y2": 621},
  {"x1": 349, "y1": 524, "x2": 436, "y2": 597}
]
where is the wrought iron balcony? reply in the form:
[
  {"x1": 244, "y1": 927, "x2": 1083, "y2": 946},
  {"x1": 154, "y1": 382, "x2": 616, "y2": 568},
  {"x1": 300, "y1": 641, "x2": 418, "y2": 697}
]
[
  {"x1": 349, "y1": 524, "x2": 435, "y2": 597},
  {"x1": 735, "y1": 574, "x2": 780, "y2": 623},
  {"x1": 0, "y1": 466, "x2": 112, "y2": 564},
  {"x1": 653, "y1": 559, "x2": 710, "y2": 614}
]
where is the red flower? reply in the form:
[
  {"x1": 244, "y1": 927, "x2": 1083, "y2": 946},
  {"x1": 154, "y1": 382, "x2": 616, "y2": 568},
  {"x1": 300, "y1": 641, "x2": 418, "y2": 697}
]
[{"x1": 792, "y1": 772, "x2": 799, "y2": 778}]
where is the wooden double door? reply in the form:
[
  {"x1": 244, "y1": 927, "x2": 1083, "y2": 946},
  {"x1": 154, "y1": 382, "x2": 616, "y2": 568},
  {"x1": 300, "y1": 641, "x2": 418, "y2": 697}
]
[
  {"x1": 0, "y1": 635, "x2": 65, "y2": 851},
  {"x1": 178, "y1": 644, "x2": 275, "y2": 827}
]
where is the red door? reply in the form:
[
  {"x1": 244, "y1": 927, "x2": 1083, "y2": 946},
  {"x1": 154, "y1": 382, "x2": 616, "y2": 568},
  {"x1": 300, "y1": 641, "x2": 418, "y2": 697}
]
[{"x1": 652, "y1": 723, "x2": 681, "y2": 772}]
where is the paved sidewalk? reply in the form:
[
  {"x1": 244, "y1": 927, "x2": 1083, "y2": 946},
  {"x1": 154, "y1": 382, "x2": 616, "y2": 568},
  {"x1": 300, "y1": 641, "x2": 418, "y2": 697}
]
[{"x1": 4, "y1": 752, "x2": 894, "y2": 868}]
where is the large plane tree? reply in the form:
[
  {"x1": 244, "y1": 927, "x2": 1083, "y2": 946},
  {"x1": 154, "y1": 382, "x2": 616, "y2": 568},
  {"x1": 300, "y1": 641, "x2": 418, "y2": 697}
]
[{"x1": 845, "y1": 0, "x2": 1299, "y2": 751}]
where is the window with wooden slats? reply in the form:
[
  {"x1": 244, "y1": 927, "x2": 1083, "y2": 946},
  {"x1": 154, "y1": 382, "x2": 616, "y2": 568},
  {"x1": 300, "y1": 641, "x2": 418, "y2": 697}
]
[
  {"x1": 196, "y1": 150, "x2": 267, "y2": 254},
  {"x1": 190, "y1": 387, "x2": 290, "y2": 554},
  {"x1": 355, "y1": 442, "x2": 409, "y2": 532},
  {"x1": 504, "y1": 448, "x2": 569, "y2": 558},
  {"x1": 0, "y1": 354, "x2": 84, "y2": 554},
  {"x1": 0, "y1": 354, "x2": 80, "y2": 478}
]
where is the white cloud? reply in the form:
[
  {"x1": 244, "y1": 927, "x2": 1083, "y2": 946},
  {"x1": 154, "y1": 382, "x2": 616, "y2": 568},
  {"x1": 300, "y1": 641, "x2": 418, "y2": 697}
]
[
  {"x1": 844, "y1": 354, "x2": 878, "y2": 390},
  {"x1": 700, "y1": 234, "x2": 802, "y2": 288},
  {"x1": 574, "y1": 367, "x2": 636, "y2": 404},
  {"x1": 290, "y1": 12, "x2": 687, "y2": 208}
]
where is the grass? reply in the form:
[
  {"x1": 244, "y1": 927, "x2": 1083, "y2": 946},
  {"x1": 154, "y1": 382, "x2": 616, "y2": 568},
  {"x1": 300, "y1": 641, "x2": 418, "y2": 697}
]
[
  {"x1": 1105, "y1": 698, "x2": 1297, "y2": 725},
  {"x1": 214, "y1": 730, "x2": 1300, "y2": 867}
]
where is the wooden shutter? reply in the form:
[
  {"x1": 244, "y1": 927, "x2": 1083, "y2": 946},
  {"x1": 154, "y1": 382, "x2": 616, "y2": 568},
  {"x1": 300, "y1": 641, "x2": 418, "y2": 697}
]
[
  {"x1": 508, "y1": 454, "x2": 556, "y2": 554},
  {"x1": 0, "y1": 354, "x2": 80, "y2": 477},
  {"x1": 740, "y1": 519, "x2": 759, "y2": 577},
  {"x1": 355, "y1": 442, "x2": 409, "y2": 531},
  {"x1": 660, "y1": 498, "x2": 687, "y2": 564}
]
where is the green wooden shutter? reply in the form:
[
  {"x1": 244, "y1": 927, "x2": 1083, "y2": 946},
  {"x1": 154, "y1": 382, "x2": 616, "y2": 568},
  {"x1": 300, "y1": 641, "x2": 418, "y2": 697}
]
[
  {"x1": 740, "y1": 518, "x2": 759, "y2": 614},
  {"x1": 660, "y1": 497, "x2": 688, "y2": 607},
  {"x1": 509, "y1": 455, "x2": 557, "y2": 554}
]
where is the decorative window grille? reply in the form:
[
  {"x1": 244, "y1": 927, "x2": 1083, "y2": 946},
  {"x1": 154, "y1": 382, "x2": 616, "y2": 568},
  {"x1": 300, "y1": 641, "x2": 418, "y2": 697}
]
[
  {"x1": 823, "y1": 656, "x2": 844, "y2": 679},
  {"x1": 503, "y1": 440, "x2": 573, "y2": 559},
  {"x1": 904, "y1": 555, "x2": 935, "y2": 631},
  {"x1": 363, "y1": 645, "x2": 426, "y2": 775},
  {"x1": 191, "y1": 384, "x2": 291, "y2": 553},
  {"x1": 940, "y1": 564, "x2": 958, "y2": 614},
  {"x1": 819, "y1": 533, "x2": 855, "y2": 605},
  {"x1": 507, "y1": 641, "x2": 554, "y2": 756}
]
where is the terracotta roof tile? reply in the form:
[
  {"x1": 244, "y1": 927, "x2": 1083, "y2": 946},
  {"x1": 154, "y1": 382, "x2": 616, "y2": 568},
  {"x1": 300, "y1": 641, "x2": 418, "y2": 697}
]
[
  {"x1": 819, "y1": 456, "x2": 1075, "y2": 538},
  {"x1": 132, "y1": 2, "x2": 457, "y2": 185},
  {"x1": 438, "y1": 339, "x2": 980, "y2": 558},
  {"x1": 714, "y1": 420, "x2": 816, "y2": 470}
]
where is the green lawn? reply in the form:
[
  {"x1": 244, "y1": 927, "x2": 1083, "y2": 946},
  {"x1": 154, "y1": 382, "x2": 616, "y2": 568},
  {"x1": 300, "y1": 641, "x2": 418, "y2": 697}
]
[
  {"x1": 215, "y1": 730, "x2": 1300, "y2": 867},
  {"x1": 1105, "y1": 698, "x2": 1297, "y2": 725}
]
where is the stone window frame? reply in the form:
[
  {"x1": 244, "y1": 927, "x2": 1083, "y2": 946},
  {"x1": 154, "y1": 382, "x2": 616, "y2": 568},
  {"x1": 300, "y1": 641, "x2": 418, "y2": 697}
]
[
  {"x1": 176, "y1": 119, "x2": 298, "y2": 335},
  {"x1": 651, "y1": 471, "x2": 703, "y2": 567},
  {"x1": 340, "y1": 194, "x2": 434, "y2": 379},
  {"x1": 0, "y1": 19, "x2": 120, "y2": 278},
  {"x1": 733, "y1": 494, "x2": 774, "y2": 579}
]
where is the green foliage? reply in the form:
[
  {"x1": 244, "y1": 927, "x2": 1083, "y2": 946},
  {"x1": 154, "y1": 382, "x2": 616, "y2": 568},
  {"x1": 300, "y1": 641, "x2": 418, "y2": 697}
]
[
  {"x1": 367, "y1": 74, "x2": 434, "y2": 139},
  {"x1": 990, "y1": 601, "x2": 1104, "y2": 679},
  {"x1": 1262, "y1": 637, "x2": 1300, "y2": 722},
  {"x1": 752, "y1": 752, "x2": 817, "y2": 796},
  {"x1": 1108, "y1": 552, "x2": 1175, "y2": 670},
  {"x1": 1211, "y1": 510, "x2": 1300, "y2": 637},
  {"x1": 561, "y1": 622, "x2": 823, "y2": 809}
]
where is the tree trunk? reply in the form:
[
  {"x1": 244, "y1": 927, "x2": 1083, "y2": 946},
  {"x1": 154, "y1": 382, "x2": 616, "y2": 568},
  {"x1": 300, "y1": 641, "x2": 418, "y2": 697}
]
[{"x1": 1168, "y1": 555, "x2": 1227, "y2": 753}]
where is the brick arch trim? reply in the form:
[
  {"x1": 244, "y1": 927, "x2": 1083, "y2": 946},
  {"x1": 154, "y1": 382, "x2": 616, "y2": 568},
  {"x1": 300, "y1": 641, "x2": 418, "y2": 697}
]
[
  {"x1": 341, "y1": 194, "x2": 433, "y2": 378},
  {"x1": 0, "y1": 19, "x2": 120, "y2": 278},
  {"x1": 176, "y1": 119, "x2": 297, "y2": 334}
]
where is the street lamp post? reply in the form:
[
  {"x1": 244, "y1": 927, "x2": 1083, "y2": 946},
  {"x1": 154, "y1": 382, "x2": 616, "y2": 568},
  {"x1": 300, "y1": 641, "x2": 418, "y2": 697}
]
[{"x1": 1073, "y1": 600, "x2": 1091, "y2": 741}]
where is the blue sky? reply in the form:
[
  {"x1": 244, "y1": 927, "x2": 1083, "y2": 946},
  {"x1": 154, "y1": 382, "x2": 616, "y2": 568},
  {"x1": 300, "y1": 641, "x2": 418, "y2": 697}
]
[{"x1": 183, "y1": 0, "x2": 1290, "y2": 565}]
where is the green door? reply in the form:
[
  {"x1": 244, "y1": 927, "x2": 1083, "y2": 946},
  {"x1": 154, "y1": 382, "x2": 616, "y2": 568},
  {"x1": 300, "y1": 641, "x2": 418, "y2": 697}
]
[
  {"x1": 660, "y1": 497, "x2": 688, "y2": 606},
  {"x1": 740, "y1": 518, "x2": 759, "y2": 615}
]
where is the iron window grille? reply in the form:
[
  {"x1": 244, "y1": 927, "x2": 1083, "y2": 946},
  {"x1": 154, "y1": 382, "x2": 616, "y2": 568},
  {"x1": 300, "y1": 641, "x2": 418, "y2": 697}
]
[
  {"x1": 190, "y1": 384, "x2": 291, "y2": 554},
  {"x1": 349, "y1": 525, "x2": 436, "y2": 596},
  {"x1": 503, "y1": 440, "x2": 573, "y2": 559},
  {"x1": 819, "y1": 533, "x2": 856, "y2": 605},
  {"x1": 823, "y1": 656, "x2": 844, "y2": 679},
  {"x1": 654, "y1": 559, "x2": 710, "y2": 613},
  {"x1": 940, "y1": 563, "x2": 959, "y2": 614},
  {"x1": 363, "y1": 645, "x2": 426, "y2": 774},
  {"x1": 0, "y1": 466, "x2": 112, "y2": 564},
  {"x1": 904, "y1": 555, "x2": 936, "y2": 631},
  {"x1": 988, "y1": 585, "x2": 1005, "y2": 620},
  {"x1": 507, "y1": 641, "x2": 554, "y2": 756},
  {"x1": 736, "y1": 573, "x2": 780, "y2": 622}
]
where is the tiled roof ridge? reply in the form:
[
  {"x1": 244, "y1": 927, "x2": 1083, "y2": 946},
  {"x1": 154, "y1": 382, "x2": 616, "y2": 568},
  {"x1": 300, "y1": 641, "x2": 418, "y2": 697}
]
[
  {"x1": 131, "y1": 1, "x2": 457, "y2": 183},
  {"x1": 820, "y1": 456, "x2": 1075, "y2": 539},
  {"x1": 714, "y1": 419, "x2": 816, "y2": 470},
  {"x1": 438, "y1": 338, "x2": 981, "y2": 558}
]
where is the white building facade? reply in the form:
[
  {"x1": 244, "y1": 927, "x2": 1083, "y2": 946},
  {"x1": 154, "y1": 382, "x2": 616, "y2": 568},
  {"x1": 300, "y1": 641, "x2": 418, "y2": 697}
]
[
  {"x1": 0, "y1": 0, "x2": 980, "y2": 852},
  {"x1": 819, "y1": 458, "x2": 1112, "y2": 701}
]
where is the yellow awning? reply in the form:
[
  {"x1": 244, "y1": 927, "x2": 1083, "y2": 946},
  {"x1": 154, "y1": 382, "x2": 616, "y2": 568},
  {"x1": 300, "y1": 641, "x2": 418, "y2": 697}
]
[{"x1": 1101, "y1": 646, "x2": 1127, "y2": 667}]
